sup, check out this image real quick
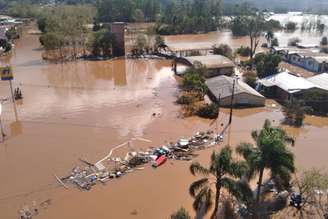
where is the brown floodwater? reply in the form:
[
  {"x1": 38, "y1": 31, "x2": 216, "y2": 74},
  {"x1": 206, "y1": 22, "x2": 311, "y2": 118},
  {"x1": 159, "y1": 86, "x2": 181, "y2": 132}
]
[
  {"x1": 165, "y1": 13, "x2": 328, "y2": 52},
  {"x1": 0, "y1": 24, "x2": 328, "y2": 219}
]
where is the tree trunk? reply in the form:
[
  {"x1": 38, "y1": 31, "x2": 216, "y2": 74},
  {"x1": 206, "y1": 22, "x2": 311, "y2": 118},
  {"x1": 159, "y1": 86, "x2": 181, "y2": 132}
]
[
  {"x1": 211, "y1": 180, "x2": 221, "y2": 219},
  {"x1": 256, "y1": 167, "x2": 264, "y2": 203},
  {"x1": 250, "y1": 35, "x2": 254, "y2": 59}
]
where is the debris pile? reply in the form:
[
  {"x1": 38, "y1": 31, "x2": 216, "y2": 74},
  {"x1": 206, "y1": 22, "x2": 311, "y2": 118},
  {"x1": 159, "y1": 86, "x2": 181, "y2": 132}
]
[{"x1": 57, "y1": 131, "x2": 224, "y2": 191}]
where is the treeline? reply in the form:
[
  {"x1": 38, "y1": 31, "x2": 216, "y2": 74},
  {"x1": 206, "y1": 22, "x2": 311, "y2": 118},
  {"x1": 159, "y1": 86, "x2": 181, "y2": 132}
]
[
  {"x1": 96, "y1": 0, "x2": 160, "y2": 22},
  {"x1": 37, "y1": 5, "x2": 97, "y2": 60},
  {"x1": 223, "y1": 0, "x2": 328, "y2": 14},
  {"x1": 155, "y1": 0, "x2": 222, "y2": 35}
]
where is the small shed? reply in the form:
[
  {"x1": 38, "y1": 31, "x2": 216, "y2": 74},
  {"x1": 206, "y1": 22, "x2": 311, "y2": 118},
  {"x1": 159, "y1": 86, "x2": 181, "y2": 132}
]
[
  {"x1": 184, "y1": 55, "x2": 235, "y2": 78},
  {"x1": 205, "y1": 76, "x2": 265, "y2": 107}
]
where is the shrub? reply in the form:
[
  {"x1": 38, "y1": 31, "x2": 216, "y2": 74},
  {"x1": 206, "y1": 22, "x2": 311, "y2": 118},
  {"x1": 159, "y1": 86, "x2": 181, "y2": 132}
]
[
  {"x1": 177, "y1": 91, "x2": 203, "y2": 105},
  {"x1": 285, "y1": 21, "x2": 297, "y2": 31},
  {"x1": 288, "y1": 37, "x2": 301, "y2": 46},
  {"x1": 236, "y1": 46, "x2": 251, "y2": 57},
  {"x1": 196, "y1": 103, "x2": 218, "y2": 119},
  {"x1": 213, "y1": 44, "x2": 233, "y2": 58},
  {"x1": 271, "y1": 38, "x2": 279, "y2": 47},
  {"x1": 266, "y1": 19, "x2": 283, "y2": 30},
  {"x1": 170, "y1": 207, "x2": 191, "y2": 219},
  {"x1": 261, "y1": 43, "x2": 268, "y2": 48},
  {"x1": 243, "y1": 71, "x2": 257, "y2": 88},
  {"x1": 321, "y1": 36, "x2": 328, "y2": 46}
]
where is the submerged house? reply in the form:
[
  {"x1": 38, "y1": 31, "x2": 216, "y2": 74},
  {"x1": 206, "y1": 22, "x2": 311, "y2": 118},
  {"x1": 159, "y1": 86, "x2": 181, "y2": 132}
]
[
  {"x1": 183, "y1": 55, "x2": 235, "y2": 78},
  {"x1": 271, "y1": 47, "x2": 328, "y2": 73},
  {"x1": 205, "y1": 75, "x2": 265, "y2": 107},
  {"x1": 257, "y1": 71, "x2": 324, "y2": 101}
]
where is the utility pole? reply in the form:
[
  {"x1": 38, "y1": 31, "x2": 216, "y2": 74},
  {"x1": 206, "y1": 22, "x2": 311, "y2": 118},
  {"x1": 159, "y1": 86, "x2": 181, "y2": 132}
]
[
  {"x1": 229, "y1": 78, "x2": 236, "y2": 124},
  {"x1": 215, "y1": 94, "x2": 221, "y2": 133},
  {"x1": 0, "y1": 103, "x2": 5, "y2": 142}
]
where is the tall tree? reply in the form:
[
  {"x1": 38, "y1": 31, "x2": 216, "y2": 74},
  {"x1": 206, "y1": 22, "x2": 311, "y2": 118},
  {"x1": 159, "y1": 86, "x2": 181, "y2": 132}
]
[
  {"x1": 189, "y1": 146, "x2": 247, "y2": 218},
  {"x1": 236, "y1": 119, "x2": 295, "y2": 208},
  {"x1": 230, "y1": 5, "x2": 267, "y2": 58}
]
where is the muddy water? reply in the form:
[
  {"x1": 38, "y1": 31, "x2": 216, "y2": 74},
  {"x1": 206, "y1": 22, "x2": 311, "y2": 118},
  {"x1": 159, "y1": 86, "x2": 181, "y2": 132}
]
[
  {"x1": 165, "y1": 13, "x2": 328, "y2": 51},
  {"x1": 0, "y1": 24, "x2": 328, "y2": 219}
]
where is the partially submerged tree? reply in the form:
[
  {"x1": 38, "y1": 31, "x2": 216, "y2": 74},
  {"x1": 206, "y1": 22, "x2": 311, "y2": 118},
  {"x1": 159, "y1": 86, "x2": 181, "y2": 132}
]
[
  {"x1": 89, "y1": 27, "x2": 115, "y2": 57},
  {"x1": 321, "y1": 36, "x2": 328, "y2": 46},
  {"x1": 282, "y1": 99, "x2": 310, "y2": 127},
  {"x1": 189, "y1": 146, "x2": 248, "y2": 218}
]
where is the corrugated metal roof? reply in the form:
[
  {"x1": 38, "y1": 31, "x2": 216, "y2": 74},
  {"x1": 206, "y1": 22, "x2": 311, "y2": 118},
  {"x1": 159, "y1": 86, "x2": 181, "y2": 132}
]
[
  {"x1": 185, "y1": 55, "x2": 234, "y2": 69},
  {"x1": 205, "y1": 75, "x2": 264, "y2": 100},
  {"x1": 259, "y1": 71, "x2": 315, "y2": 93},
  {"x1": 307, "y1": 73, "x2": 328, "y2": 91}
]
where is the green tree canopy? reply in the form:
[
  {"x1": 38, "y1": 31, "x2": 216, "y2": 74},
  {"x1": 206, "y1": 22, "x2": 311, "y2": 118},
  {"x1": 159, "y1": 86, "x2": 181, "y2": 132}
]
[
  {"x1": 189, "y1": 146, "x2": 248, "y2": 218},
  {"x1": 236, "y1": 119, "x2": 295, "y2": 209}
]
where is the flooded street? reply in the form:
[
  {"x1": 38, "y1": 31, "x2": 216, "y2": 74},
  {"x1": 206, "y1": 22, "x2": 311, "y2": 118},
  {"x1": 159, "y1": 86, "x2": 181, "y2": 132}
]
[{"x1": 0, "y1": 23, "x2": 328, "y2": 219}]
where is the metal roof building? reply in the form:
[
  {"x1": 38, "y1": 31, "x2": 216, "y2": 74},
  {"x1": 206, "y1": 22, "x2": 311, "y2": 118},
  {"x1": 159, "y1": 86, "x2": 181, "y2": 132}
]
[
  {"x1": 257, "y1": 71, "x2": 327, "y2": 101},
  {"x1": 307, "y1": 73, "x2": 328, "y2": 91},
  {"x1": 258, "y1": 71, "x2": 316, "y2": 94},
  {"x1": 205, "y1": 76, "x2": 265, "y2": 107},
  {"x1": 184, "y1": 55, "x2": 235, "y2": 78}
]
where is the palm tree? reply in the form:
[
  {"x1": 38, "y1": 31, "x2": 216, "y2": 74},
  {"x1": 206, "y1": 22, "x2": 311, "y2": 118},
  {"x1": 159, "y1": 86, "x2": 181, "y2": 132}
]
[
  {"x1": 236, "y1": 119, "x2": 295, "y2": 206},
  {"x1": 189, "y1": 146, "x2": 247, "y2": 219}
]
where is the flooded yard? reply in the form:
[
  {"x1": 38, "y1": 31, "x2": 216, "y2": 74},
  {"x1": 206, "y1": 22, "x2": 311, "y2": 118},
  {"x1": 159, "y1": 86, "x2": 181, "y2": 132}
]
[{"x1": 0, "y1": 23, "x2": 328, "y2": 219}]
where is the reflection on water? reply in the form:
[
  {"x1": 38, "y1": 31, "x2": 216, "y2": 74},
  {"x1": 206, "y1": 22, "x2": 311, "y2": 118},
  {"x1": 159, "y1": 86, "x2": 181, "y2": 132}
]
[
  {"x1": 10, "y1": 120, "x2": 22, "y2": 137},
  {"x1": 0, "y1": 24, "x2": 178, "y2": 139}
]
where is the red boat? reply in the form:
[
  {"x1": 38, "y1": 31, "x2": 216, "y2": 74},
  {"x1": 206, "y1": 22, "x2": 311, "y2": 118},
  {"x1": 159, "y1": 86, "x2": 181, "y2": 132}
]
[{"x1": 152, "y1": 155, "x2": 167, "y2": 167}]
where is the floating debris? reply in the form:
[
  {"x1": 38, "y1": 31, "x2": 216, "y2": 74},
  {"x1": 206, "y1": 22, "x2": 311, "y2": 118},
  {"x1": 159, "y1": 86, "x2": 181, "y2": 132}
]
[{"x1": 55, "y1": 130, "x2": 223, "y2": 191}]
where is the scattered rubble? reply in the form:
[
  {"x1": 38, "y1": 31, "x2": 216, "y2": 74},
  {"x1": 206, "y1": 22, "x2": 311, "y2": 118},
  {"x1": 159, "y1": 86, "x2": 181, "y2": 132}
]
[{"x1": 56, "y1": 131, "x2": 224, "y2": 191}]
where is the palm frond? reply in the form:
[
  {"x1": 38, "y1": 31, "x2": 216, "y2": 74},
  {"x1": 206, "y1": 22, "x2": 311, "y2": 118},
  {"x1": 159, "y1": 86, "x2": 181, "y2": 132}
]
[
  {"x1": 236, "y1": 142, "x2": 255, "y2": 159},
  {"x1": 229, "y1": 160, "x2": 249, "y2": 178},
  {"x1": 263, "y1": 119, "x2": 272, "y2": 130},
  {"x1": 222, "y1": 178, "x2": 254, "y2": 206},
  {"x1": 190, "y1": 162, "x2": 210, "y2": 176},
  {"x1": 251, "y1": 130, "x2": 259, "y2": 142},
  {"x1": 192, "y1": 187, "x2": 213, "y2": 213},
  {"x1": 189, "y1": 178, "x2": 210, "y2": 197}
]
